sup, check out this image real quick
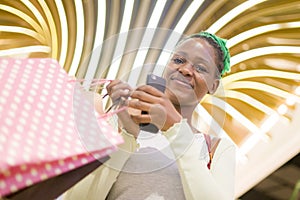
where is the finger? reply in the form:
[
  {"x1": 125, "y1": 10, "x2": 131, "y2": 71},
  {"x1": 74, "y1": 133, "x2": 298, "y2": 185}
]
[
  {"x1": 128, "y1": 99, "x2": 152, "y2": 112},
  {"x1": 112, "y1": 83, "x2": 132, "y2": 93},
  {"x1": 131, "y1": 114, "x2": 151, "y2": 124},
  {"x1": 107, "y1": 80, "x2": 132, "y2": 95},
  {"x1": 130, "y1": 89, "x2": 161, "y2": 104},
  {"x1": 106, "y1": 80, "x2": 121, "y2": 93},
  {"x1": 127, "y1": 106, "x2": 141, "y2": 116},
  {"x1": 107, "y1": 81, "x2": 132, "y2": 102},
  {"x1": 136, "y1": 85, "x2": 165, "y2": 97},
  {"x1": 110, "y1": 89, "x2": 130, "y2": 102}
]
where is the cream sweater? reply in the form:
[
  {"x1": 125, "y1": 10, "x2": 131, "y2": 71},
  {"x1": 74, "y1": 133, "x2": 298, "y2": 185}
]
[{"x1": 63, "y1": 119, "x2": 236, "y2": 200}]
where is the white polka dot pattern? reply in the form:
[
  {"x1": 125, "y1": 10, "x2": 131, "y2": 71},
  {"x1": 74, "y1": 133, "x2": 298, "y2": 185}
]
[{"x1": 0, "y1": 58, "x2": 123, "y2": 197}]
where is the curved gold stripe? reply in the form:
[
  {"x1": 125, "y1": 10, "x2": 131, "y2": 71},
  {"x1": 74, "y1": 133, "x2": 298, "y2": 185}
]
[
  {"x1": 116, "y1": 0, "x2": 152, "y2": 81},
  {"x1": 68, "y1": 0, "x2": 85, "y2": 76},
  {"x1": 194, "y1": 105, "x2": 232, "y2": 140},
  {"x1": 0, "y1": 45, "x2": 50, "y2": 57},
  {"x1": 227, "y1": 21, "x2": 300, "y2": 47},
  {"x1": 222, "y1": 69, "x2": 300, "y2": 85},
  {"x1": 0, "y1": 4, "x2": 44, "y2": 36},
  {"x1": 225, "y1": 81, "x2": 300, "y2": 103},
  {"x1": 54, "y1": 0, "x2": 69, "y2": 67},
  {"x1": 128, "y1": 0, "x2": 168, "y2": 85},
  {"x1": 185, "y1": 0, "x2": 227, "y2": 34},
  {"x1": 106, "y1": 0, "x2": 135, "y2": 81},
  {"x1": 214, "y1": 90, "x2": 290, "y2": 123},
  {"x1": 75, "y1": 0, "x2": 98, "y2": 79},
  {"x1": 138, "y1": 1, "x2": 185, "y2": 84},
  {"x1": 220, "y1": 1, "x2": 300, "y2": 36},
  {"x1": 217, "y1": 90, "x2": 276, "y2": 116},
  {"x1": 94, "y1": 0, "x2": 121, "y2": 79},
  {"x1": 204, "y1": 95, "x2": 264, "y2": 136},
  {"x1": 230, "y1": 46, "x2": 300, "y2": 66},
  {"x1": 207, "y1": 0, "x2": 267, "y2": 33},
  {"x1": 154, "y1": 1, "x2": 206, "y2": 76},
  {"x1": 20, "y1": 0, "x2": 51, "y2": 44},
  {"x1": 37, "y1": 0, "x2": 59, "y2": 59},
  {"x1": 173, "y1": 1, "x2": 204, "y2": 33},
  {"x1": 0, "y1": 25, "x2": 45, "y2": 43},
  {"x1": 83, "y1": 1, "x2": 106, "y2": 83}
]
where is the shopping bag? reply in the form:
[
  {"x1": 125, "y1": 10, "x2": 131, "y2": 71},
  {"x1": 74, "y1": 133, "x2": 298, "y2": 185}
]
[
  {"x1": 3, "y1": 158, "x2": 106, "y2": 200},
  {"x1": 0, "y1": 58, "x2": 123, "y2": 198}
]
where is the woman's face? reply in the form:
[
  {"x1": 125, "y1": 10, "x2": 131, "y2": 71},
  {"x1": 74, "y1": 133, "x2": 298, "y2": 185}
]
[{"x1": 163, "y1": 37, "x2": 220, "y2": 107}]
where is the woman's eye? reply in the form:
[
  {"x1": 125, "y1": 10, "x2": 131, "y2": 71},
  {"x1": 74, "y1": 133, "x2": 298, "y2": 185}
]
[
  {"x1": 173, "y1": 58, "x2": 185, "y2": 64},
  {"x1": 195, "y1": 65, "x2": 208, "y2": 73}
]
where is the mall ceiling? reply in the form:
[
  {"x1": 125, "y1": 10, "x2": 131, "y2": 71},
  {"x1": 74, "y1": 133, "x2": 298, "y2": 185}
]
[{"x1": 0, "y1": 0, "x2": 299, "y2": 198}]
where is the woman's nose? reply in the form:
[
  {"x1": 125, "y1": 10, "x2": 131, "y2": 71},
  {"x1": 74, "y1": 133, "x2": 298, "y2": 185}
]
[{"x1": 178, "y1": 62, "x2": 193, "y2": 76}]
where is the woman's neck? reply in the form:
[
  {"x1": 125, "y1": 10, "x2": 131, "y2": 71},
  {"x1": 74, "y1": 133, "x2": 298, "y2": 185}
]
[
  {"x1": 174, "y1": 104, "x2": 196, "y2": 127},
  {"x1": 175, "y1": 105, "x2": 200, "y2": 133}
]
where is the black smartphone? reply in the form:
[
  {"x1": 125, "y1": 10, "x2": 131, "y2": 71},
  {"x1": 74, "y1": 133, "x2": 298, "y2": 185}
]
[{"x1": 139, "y1": 74, "x2": 166, "y2": 133}]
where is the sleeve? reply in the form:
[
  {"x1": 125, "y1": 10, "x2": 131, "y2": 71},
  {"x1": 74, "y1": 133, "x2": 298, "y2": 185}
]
[
  {"x1": 63, "y1": 129, "x2": 138, "y2": 200},
  {"x1": 107, "y1": 115, "x2": 139, "y2": 153},
  {"x1": 163, "y1": 119, "x2": 236, "y2": 200}
]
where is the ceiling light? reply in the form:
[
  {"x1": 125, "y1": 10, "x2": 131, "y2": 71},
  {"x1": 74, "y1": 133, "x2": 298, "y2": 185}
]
[
  {"x1": 277, "y1": 104, "x2": 288, "y2": 115},
  {"x1": 295, "y1": 86, "x2": 300, "y2": 95},
  {"x1": 286, "y1": 96, "x2": 296, "y2": 106}
]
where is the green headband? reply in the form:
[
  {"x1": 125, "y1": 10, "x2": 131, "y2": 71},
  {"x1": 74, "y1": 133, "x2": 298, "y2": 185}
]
[{"x1": 197, "y1": 31, "x2": 231, "y2": 76}]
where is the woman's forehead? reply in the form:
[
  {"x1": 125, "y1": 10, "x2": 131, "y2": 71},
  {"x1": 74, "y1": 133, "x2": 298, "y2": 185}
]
[
  {"x1": 174, "y1": 38, "x2": 216, "y2": 62},
  {"x1": 176, "y1": 37, "x2": 208, "y2": 50}
]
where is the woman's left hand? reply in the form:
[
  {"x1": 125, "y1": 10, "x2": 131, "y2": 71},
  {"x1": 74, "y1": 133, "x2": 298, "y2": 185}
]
[{"x1": 128, "y1": 85, "x2": 182, "y2": 131}]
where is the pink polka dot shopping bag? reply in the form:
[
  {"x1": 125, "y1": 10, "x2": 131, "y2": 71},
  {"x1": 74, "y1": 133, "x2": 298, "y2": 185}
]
[{"x1": 0, "y1": 58, "x2": 123, "y2": 198}]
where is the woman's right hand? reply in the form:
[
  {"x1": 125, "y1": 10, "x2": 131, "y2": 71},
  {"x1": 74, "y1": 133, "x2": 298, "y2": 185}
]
[{"x1": 106, "y1": 80, "x2": 140, "y2": 138}]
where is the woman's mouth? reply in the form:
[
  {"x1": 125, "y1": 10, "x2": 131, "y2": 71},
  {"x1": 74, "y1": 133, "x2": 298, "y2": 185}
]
[{"x1": 170, "y1": 77, "x2": 193, "y2": 88}]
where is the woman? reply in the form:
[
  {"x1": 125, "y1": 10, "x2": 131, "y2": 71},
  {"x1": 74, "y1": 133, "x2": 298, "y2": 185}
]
[{"x1": 64, "y1": 31, "x2": 235, "y2": 200}]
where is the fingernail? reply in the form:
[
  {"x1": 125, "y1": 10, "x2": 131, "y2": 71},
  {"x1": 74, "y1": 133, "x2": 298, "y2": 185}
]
[{"x1": 124, "y1": 89, "x2": 129, "y2": 94}]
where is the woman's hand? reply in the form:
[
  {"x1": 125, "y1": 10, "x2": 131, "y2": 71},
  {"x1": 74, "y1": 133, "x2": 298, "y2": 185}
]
[
  {"x1": 106, "y1": 80, "x2": 140, "y2": 138},
  {"x1": 128, "y1": 85, "x2": 182, "y2": 131}
]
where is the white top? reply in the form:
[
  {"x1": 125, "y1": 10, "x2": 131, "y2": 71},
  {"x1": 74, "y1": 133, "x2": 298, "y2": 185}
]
[
  {"x1": 137, "y1": 130, "x2": 210, "y2": 164},
  {"x1": 63, "y1": 119, "x2": 236, "y2": 200}
]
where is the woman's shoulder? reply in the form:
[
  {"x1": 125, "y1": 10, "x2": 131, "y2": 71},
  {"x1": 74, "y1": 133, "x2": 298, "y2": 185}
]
[
  {"x1": 191, "y1": 125, "x2": 235, "y2": 152},
  {"x1": 212, "y1": 136, "x2": 236, "y2": 162},
  {"x1": 201, "y1": 133, "x2": 234, "y2": 146},
  {"x1": 201, "y1": 133, "x2": 235, "y2": 157}
]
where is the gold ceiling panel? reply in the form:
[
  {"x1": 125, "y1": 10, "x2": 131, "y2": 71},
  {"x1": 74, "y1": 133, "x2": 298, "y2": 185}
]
[{"x1": 0, "y1": 0, "x2": 300, "y2": 152}]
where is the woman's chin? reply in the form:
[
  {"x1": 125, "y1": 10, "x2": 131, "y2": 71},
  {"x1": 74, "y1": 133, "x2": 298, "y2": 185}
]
[{"x1": 165, "y1": 89, "x2": 198, "y2": 107}]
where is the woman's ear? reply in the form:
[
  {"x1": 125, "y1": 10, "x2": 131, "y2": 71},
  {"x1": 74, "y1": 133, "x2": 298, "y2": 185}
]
[{"x1": 208, "y1": 78, "x2": 220, "y2": 94}]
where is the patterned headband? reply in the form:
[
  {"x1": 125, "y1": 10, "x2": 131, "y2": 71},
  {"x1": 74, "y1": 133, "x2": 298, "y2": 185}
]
[{"x1": 197, "y1": 31, "x2": 231, "y2": 76}]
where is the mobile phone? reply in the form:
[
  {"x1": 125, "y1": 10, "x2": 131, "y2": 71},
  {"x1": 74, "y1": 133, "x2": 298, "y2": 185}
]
[{"x1": 139, "y1": 74, "x2": 166, "y2": 133}]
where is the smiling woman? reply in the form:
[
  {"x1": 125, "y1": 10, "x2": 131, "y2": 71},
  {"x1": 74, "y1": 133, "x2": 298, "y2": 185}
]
[
  {"x1": 164, "y1": 37, "x2": 221, "y2": 109},
  {"x1": 1, "y1": 1, "x2": 299, "y2": 199},
  {"x1": 63, "y1": 31, "x2": 236, "y2": 200}
]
